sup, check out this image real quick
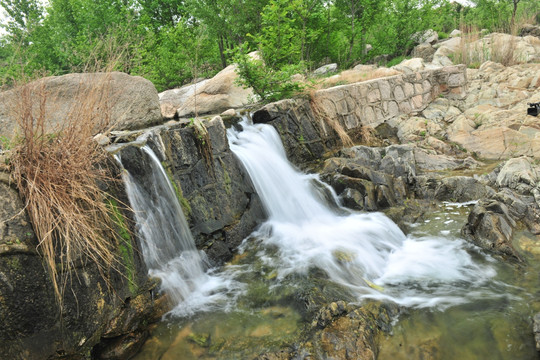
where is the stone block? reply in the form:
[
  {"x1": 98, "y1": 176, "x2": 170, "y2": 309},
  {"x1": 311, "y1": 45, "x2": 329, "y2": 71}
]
[{"x1": 394, "y1": 86, "x2": 406, "y2": 101}]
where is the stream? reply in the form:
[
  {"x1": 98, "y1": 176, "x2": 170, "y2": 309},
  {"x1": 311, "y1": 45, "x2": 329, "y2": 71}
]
[{"x1": 128, "y1": 119, "x2": 540, "y2": 359}]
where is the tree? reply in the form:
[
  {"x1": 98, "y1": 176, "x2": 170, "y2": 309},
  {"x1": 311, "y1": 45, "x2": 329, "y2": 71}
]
[
  {"x1": 0, "y1": 0, "x2": 43, "y2": 43},
  {"x1": 335, "y1": 0, "x2": 382, "y2": 63}
]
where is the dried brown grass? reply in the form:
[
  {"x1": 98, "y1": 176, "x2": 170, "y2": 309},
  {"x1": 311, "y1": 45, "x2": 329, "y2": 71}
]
[
  {"x1": 454, "y1": 24, "x2": 519, "y2": 67},
  {"x1": 7, "y1": 73, "x2": 122, "y2": 306},
  {"x1": 309, "y1": 90, "x2": 354, "y2": 148}
]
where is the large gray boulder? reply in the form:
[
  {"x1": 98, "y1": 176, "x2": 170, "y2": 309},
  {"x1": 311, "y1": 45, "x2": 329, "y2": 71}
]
[
  {"x1": 158, "y1": 79, "x2": 209, "y2": 119},
  {"x1": 176, "y1": 65, "x2": 254, "y2": 118},
  {"x1": 0, "y1": 72, "x2": 162, "y2": 137}
]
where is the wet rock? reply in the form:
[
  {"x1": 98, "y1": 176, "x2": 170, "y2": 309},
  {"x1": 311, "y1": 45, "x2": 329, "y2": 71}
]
[
  {"x1": 158, "y1": 116, "x2": 265, "y2": 263},
  {"x1": 93, "y1": 330, "x2": 149, "y2": 360},
  {"x1": 461, "y1": 199, "x2": 522, "y2": 261},
  {"x1": 534, "y1": 313, "x2": 540, "y2": 351},
  {"x1": 306, "y1": 302, "x2": 397, "y2": 360}
]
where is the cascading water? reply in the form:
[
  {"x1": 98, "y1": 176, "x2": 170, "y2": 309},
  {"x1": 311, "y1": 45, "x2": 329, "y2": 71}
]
[
  {"x1": 227, "y1": 118, "x2": 504, "y2": 309},
  {"x1": 118, "y1": 145, "x2": 238, "y2": 316}
]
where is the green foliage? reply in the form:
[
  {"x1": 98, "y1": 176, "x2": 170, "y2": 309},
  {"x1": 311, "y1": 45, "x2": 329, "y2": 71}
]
[
  {"x1": 386, "y1": 55, "x2": 408, "y2": 67},
  {"x1": 1, "y1": 0, "x2": 538, "y2": 91},
  {"x1": 233, "y1": 46, "x2": 305, "y2": 102}
]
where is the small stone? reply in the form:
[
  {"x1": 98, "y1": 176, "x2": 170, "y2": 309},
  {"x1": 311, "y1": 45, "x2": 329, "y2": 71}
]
[
  {"x1": 93, "y1": 133, "x2": 110, "y2": 146},
  {"x1": 221, "y1": 108, "x2": 236, "y2": 117}
]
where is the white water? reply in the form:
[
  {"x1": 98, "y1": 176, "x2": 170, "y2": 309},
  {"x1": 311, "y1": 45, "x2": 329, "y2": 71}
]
[
  {"x1": 228, "y1": 118, "x2": 499, "y2": 309},
  {"x1": 118, "y1": 146, "x2": 240, "y2": 316}
]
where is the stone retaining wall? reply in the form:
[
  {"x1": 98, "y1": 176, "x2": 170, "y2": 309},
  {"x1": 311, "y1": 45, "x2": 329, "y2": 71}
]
[
  {"x1": 253, "y1": 65, "x2": 467, "y2": 166},
  {"x1": 314, "y1": 65, "x2": 466, "y2": 129}
]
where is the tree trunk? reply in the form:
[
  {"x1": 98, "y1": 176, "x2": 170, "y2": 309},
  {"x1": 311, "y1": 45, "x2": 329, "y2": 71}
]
[
  {"x1": 510, "y1": 0, "x2": 520, "y2": 33},
  {"x1": 218, "y1": 35, "x2": 227, "y2": 69}
]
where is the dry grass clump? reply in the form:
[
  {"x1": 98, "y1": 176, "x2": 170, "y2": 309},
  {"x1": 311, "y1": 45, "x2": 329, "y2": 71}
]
[
  {"x1": 454, "y1": 24, "x2": 518, "y2": 67},
  {"x1": 309, "y1": 91, "x2": 354, "y2": 148},
  {"x1": 7, "y1": 74, "x2": 121, "y2": 305}
]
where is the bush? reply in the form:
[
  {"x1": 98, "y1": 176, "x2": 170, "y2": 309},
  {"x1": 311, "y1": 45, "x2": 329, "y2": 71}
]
[{"x1": 233, "y1": 48, "x2": 306, "y2": 103}]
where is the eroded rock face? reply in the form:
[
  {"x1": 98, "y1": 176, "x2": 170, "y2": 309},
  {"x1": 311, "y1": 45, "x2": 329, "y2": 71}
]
[
  {"x1": 0, "y1": 72, "x2": 162, "y2": 137},
  {"x1": 461, "y1": 157, "x2": 540, "y2": 261},
  {"x1": 320, "y1": 144, "x2": 487, "y2": 212},
  {"x1": 0, "y1": 166, "x2": 159, "y2": 360},
  {"x1": 118, "y1": 116, "x2": 265, "y2": 264}
]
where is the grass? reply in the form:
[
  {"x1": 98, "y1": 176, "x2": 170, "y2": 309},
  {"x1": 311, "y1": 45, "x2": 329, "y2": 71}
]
[
  {"x1": 452, "y1": 23, "x2": 523, "y2": 67},
  {"x1": 5, "y1": 72, "x2": 126, "y2": 307},
  {"x1": 309, "y1": 90, "x2": 354, "y2": 148}
]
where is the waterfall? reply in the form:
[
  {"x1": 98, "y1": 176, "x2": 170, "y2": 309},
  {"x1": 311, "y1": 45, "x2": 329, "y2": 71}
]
[
  {"x1": 118, "y1": 145, "x2": 238, "y2": 316},
  {"x1": 227, "y1": 118, "x2": 499, "y2": 309}
]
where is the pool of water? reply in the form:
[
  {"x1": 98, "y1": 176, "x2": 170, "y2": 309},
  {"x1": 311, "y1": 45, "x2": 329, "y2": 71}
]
[
  {"x1": 378, "y1": 202, "x2": 540, "y2": 360},
  {"x1": 134, "y1": 202, "x2": 540, "y2": 359}
]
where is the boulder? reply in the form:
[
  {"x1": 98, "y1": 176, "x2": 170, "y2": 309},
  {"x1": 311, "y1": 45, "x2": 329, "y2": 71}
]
[
  {"x1": 520, "y1": 24, "x2": 540, "y2": 38},
  {"x1": 392, "y1": 58, "x2": 427, "y2": 73},
  {"x1": 461, "y1": 198, "x2": 522, "y2": 261},
  {"x1": 412, "y1": 43, "x2": 436, "y2": 62},
  {"x1": 0, "y1": 72, "x2": 162, "y2": 137},
  {"x1": 158, "y1": 79, "x2": 209, "y2": 119},
  {"x1": 449, "y1": 29, "x2": 462, "y2": 38},
  {"x1": 313, "y1": 63, "x2": 338, "y2": 76},
  {"x1": 413, "y1": 29, "x2": 438, "y2": 45},
  {"x1": 176, "y1": 65, "x2": 254, "y2": 118}
]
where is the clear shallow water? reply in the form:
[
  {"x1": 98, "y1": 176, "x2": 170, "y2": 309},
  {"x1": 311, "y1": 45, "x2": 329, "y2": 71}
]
[
  {"x1": 378, "y1": 203, "x2": 540, "y2": 360},
  {"x1": 132, "y1": 120, "x2": 540, "y2": 359}
]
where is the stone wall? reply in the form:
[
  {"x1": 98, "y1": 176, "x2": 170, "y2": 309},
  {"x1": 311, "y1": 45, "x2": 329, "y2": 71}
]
[{"x1": 253, "y1": 65, "x2": 467, "y2": 166}]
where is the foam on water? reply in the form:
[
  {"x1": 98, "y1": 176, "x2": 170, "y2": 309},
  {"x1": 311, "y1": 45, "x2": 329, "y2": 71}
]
[{"x1": 228, "y1": 118, "x2": 498, "y2": 309}]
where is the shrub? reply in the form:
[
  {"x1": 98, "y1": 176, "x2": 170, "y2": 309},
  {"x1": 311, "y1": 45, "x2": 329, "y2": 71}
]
[{"x1": 233, "y1": 49, "x2": 306, "y2": 103}]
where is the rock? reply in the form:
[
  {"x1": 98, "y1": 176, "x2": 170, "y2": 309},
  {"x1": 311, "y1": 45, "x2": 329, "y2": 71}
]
[
  {"x1": 94, "y1": 133, "x2": 110, "y2": 146},
  {"x1": 158, "y1": 79, "x2": 209, "y2": 119},
  {"x1": 155, "y1": 116, "x2": 265, "y2": 262},
  {"x1": 0, "y1": 72, "x2": 162, "y2": 138},
  {"x1": 495, "y1": 157, "x2": 539, "y2": 193},
  {"x1": 449, "y1": 29, "x2": 462, "y2": 38},
  {"x1": 461, "y1": 199, "x2": 523, "y2": 261},
  {"x1": 221, "y1": 108, "x2": 236, "y2": 117},
  {"x1": 0, "y1": 168, "x2": 157, "y2": 359},
  {"x1": 412, "y1": 43, "x2": 436, "y2": 62},
  {"x1": 413, "y1": 29, "x2": 438, "y2": 45},
  {"x1": 176, "y1": 64, "x2": 254, "y2": 118},
  {"x1": 392, "y1": 58, "x2": 426, "y2": 73},
  {"x1": 304, "y1": 302, "x2": 396, "y2": 360},
  {"x1": 313, "y1": 63, "x2": 338, "y2": 76},
  {"x1": 534, "y1": 313, "x2": 540, "y2": 351},
  {"x1": 520, "y1": 24, "x2": 540, "y2": 38}
]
